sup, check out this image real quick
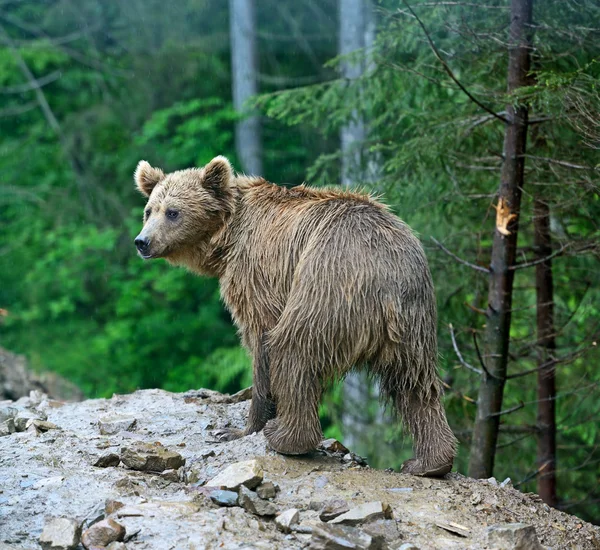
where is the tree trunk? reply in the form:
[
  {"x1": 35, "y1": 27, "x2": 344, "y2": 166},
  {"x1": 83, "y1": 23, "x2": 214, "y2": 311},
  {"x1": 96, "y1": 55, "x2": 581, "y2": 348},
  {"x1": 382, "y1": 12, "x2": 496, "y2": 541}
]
[
  {"x1": 468, "y1": 0, "x2": 534, "y2": 479},
  {"x1": 534, "y1": 197, "x2": 558, "y2": 507},
  {"x1": 339, "y1": 0, "x2": 367, "y2": 186},
  {"x1": 339, "y1": 0, "x2": 383, "y2": 450},
  {"x1": 229, "y1": 0, "x2": 262, "y2": 175}
]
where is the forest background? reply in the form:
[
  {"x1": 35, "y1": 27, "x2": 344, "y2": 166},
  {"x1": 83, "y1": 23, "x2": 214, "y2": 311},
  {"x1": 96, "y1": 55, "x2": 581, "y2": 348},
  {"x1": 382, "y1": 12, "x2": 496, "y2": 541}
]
[{"x1": 1, "y1": 0, "x2": 599, "y2": 525}]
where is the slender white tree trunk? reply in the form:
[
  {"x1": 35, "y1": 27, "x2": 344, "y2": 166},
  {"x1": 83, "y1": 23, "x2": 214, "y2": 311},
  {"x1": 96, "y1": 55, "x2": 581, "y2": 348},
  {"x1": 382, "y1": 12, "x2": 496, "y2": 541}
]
[
  {"x1": 229, "y1": 0, "x2": 262, "y2": 175},
  {"x1": 339, "y1": 0, "x2": 367, "y2": 186},
  {"x1": 339, "y1": 0, "x2": 384, "y2": 452}
]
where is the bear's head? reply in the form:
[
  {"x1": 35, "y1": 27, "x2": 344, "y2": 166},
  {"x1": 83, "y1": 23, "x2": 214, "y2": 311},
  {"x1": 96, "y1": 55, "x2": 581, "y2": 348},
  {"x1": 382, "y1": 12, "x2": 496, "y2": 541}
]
[{"x1": 133, "y1": 156, "x2": 234, "y2": 267}]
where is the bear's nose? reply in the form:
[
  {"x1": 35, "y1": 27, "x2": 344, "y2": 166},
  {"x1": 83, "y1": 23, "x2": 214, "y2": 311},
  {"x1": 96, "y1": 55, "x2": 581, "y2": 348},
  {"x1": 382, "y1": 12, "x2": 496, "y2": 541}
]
[{"x1": 135, "y1": 236, "x2": 150, "y2": 254}]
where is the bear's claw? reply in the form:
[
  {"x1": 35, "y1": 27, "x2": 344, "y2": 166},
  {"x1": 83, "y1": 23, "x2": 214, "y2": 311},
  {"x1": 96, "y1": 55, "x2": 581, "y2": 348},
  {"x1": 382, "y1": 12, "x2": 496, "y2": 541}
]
[
  {"x1": 210, "y1": 428, "x2": 245, "y2": 442},
  {"x1": 401, "y1": 458, "x2": 452, "y2": 477}
]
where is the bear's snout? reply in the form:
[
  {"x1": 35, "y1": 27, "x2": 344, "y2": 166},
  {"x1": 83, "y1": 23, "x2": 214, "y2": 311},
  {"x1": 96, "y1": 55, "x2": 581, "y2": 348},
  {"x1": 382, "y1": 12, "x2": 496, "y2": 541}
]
[{"x1": 135, "y1": 235, "x2": 151, "y2": 257}]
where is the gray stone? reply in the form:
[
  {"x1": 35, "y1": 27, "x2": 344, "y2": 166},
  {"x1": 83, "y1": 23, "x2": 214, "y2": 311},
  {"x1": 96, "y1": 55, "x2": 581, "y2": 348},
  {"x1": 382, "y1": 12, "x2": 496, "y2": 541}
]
[
  {"x1": 99, "y1": 415, "x2": 137, "y2": 435},
  {"x1": 330, "y1": 502, "x2": 393, "y2": 526},
  {"x1": 105, "y1": 499, "x2": 125, "y2": 516},
  {"x1": 320, "y1": 438, "x2": 349, "y2": 454},
  {"x1": 205, "y1": 459, "x2": 263, "y2": 490},
  {"x1": 486, "y1": 523, "x2": 543, "y2": 550},
  {"x1": 39, "y1": 517, "x2": 81, "y2": 550},
  {"x1": 28, "y1": 419, "x2": 59, "y2": 432},
  {"x1": 500, "y1": 477, "x2": 513, "y2": 489},
  {"x1": 160, "y1": 468, "x2": 180, "y2": 482},
  {"x1": 229, "y1": 386, "x2": 253, "y2": 403},
  {"x1": 14, "y1": 411, "x2": 46, "y2": 432},
  {"x1": 209, "y1": 489, "x2": 239, "y2": 507},
  {"x1": 363, "y1": 520, "x2": 403, "y2": 543},
  {"x1": 256, "y1": 481, "x2": 278, "y2": 499},
  {"x1": 120, "y1": 442, "x2": 185, "y2": 472},
  {"x1": 0, "y1": 406, "x2": 17, "y2": 423},
  {"x1": 319, "y1": 499, "x2": 350, "y2": 522},
  {"x1": 0, "y1": 419, "x2": 13, "y2": 436},
  {"x1": 275, "y1": 508, "x2": 299, "y2": 533},
  {"x1": 397, "y1": 544, "x2": 419, "y2": 550},
  {"x1": 309, "y1": 523, "x2": 387, "y2": 550},
  {"x1": 238, "y1": 485, "x2": 278, "y2": 516},
  {"x1": 81, "y1": 518, "x2": 126, "y2": 549},
  {"x1": 94, "y1": 453, "x2": 121, "y2": 468},
  {"x1": 106, "y1": 543, "x2": 127, "y2": 550}
]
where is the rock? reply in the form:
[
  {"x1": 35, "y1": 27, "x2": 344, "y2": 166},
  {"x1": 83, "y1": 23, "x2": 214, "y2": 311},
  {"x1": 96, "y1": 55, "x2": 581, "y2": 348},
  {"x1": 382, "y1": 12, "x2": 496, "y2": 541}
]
[
  {"x1": 105, "y1": 499, "x2": 125, "y2": 515},
  {"x1": 209, "y1": 489, "x2": 239, "y2": 507},
  {"x1": 341, "y1": 453, "x2": 368, "y2": 466},
  {"x1": 238, "y1": 485, "x2": 278, "y2": 516},
  {"x1": 470, "y1": 492, "x2": 483, "y2": 505},
  {"x1": 0, "y1": 418, "x2": 15, "y2": 436},
  {"x1": 81, "y1": 518, "x2": 126, "y2": 549},
  {"x1": 0, "y1": 347, "x2": 42, "y2": 400},
  {"x1": 28, "y1": 419, "x2": 59, "y2": 432},
  {"x1": 275, "y1": 508, "x2": 299, "y2": 533},
  {"x1": 160, "y1": 469, "x2": 180, "y2": 482},
  {"x1": 256, "y1": 481, "x2": 279, "y2": 500},
  {"x1": 14, "y1": 411, "x2": 46, "y2": 432},
  {"x1": 205, "y1": 459, "x2": 263, "y2": 490},
  {"x1": 33, "y1": 476, "x2": 65, "y2": 490},
  {"x1": 320, "y1": 438, "x2": 349, "y2": 454},
  {"x1": 94, "y1": 453, "x2": 120, "y2": 468},
  {"x1": 309, "y1": 523, "x2": 387, "y2": 550},
  {"x1": 397, "y1": 544, "x2": 419, "y2": 550},
  {"x1": 500, "y1": 477, "x2": 513, "y2": 489},
  {"x1": 362, "y1": 520, "x2": 403, "y2": 543},
  {"x1": 0, "y1": 406, "x2": 17, "y2": 423},
  {"x1": 3, "y1": 387, "x2": 600, "y2": 550},
  {"x1": 99, "y1": 416, "x2": 137, "y2": 435},
  {"x1": 435, "y1": 520, "x2": 470, "y2": 538},
  {"x1": 39, "y1": 517, "x2": 81, "y2": 550},
  {"x1": 486, "y1": 523, "x2": 543, "y2": 550},
  {"x1": 120, "y1": 442, "x2": 185, "y2": 472},
  {"x1": 330, "y1": 502, "x2": 393, "y2": 526},
  {"x1": 319, "y1": 499, "x2": 350, "y2": 522},
  {"x1": 106, "y1": 543, "x2": 127, "y2": 550},
  {"x1": 229, "y1": 386, "x2": 253, "y2": 403}
]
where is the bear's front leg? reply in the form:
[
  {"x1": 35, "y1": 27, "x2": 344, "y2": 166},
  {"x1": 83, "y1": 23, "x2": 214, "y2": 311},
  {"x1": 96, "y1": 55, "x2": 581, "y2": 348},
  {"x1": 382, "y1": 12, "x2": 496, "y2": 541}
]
[{"x1": 212, "y1": 333, "x2": 276, "y2": 443}]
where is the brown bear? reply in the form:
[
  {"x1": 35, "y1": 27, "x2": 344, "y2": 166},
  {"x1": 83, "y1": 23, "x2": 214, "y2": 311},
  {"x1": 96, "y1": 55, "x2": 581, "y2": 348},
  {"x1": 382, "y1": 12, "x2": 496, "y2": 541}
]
[{"x1": 133, "y1": 156, "x2": 457, "y2": 476}]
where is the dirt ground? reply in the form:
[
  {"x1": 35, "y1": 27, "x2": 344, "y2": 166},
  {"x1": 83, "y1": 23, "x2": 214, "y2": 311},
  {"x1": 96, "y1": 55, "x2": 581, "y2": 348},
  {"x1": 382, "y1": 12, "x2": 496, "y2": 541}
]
[{"x1": 1, "y1": 388, "x2": 599, "y2": 549}]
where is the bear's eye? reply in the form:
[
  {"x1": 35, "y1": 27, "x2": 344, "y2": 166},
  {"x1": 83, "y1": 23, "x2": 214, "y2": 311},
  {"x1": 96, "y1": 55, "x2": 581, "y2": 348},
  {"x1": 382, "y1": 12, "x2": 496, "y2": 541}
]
[
  {"x1": 166, "y1": 209, "x2": 179, "y2": 220},
  {"x1": 144, "y1": 209, "x2": 151, "y2": 219}
]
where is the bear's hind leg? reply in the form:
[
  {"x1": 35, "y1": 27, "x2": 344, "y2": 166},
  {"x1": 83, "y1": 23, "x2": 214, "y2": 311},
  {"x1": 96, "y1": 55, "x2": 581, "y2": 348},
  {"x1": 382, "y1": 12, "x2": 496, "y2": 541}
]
[
  {"x1": 263, "y1": 342, "x2": 323, "y2": 455},
  {"x1": 397, "y1": 389, "x2": 457, "y2": 476}
]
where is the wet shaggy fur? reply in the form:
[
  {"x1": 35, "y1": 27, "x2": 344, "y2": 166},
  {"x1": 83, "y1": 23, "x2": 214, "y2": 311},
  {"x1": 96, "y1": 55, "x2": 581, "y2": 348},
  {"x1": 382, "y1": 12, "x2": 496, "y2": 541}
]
[{"x1": 134, "y1": 156, "x2": 458, "y2": 476}]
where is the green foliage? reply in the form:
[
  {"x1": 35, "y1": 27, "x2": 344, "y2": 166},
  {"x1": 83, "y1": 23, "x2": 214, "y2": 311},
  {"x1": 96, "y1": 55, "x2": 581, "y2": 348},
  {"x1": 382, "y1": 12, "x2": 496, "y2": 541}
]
[
  {"x1": 137, "y1": 98, "x2": 239, "y2": 169},
  {"x1": 0, "y1": 0, "x2": 331, "y2": 402}
]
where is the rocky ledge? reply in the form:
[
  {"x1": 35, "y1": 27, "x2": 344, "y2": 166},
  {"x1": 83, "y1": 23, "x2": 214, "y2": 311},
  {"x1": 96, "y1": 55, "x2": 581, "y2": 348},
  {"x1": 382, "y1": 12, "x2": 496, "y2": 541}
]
[{"x1": 1, "y1": 388, "x2": 599, "y2": 550}]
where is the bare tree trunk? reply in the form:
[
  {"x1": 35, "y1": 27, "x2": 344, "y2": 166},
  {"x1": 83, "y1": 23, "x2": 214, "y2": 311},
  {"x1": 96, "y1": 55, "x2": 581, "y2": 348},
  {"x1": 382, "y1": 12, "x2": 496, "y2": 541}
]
[
  {"x1": 339, "y1": 0, "x2": 367, "y2": 186},
  {"x1": 468, "y1": 0, "x2": 534, "y2": 479},
  {"x1": 339, "y1": 0, "x2": 382, "y2": 449},
  {"x1": 534, "y1": 197, "x2": 558, "y2": 507},
  {"x1": 229, "y1": 0, "x2": 262, "y2": 175}
]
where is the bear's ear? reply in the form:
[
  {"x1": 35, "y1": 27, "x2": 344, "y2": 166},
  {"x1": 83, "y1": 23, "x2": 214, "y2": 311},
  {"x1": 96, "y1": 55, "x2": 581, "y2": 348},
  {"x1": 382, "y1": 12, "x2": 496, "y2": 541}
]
[
  {"x1": 203, "y1": 156, "x2": 233, "y2": 192},
  {"x1": 134, "y1": 160, "x2": 165, "y2": 197}
]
